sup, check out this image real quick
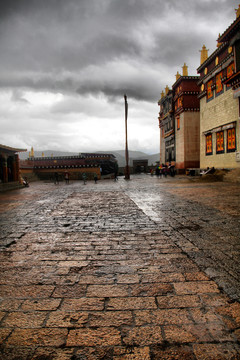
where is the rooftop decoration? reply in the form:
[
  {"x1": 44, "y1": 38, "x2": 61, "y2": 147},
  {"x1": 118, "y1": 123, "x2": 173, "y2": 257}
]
[
  {"x1": 200, "y1": 45, "x2": 209, "y2": 64},
  {"x1": 175, "y1": 71, "x2": 181, "y2": 81},
  {"x1": 182, "y1": 63, "x2": 188, "y2": 76},
  {"x1": 235, "y1": 4, "x2": 240, "y2": 18}
]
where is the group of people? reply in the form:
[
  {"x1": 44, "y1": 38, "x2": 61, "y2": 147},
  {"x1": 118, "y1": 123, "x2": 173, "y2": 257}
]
[
  {"x1": 54, "y1": 171, "x2": 70, "y2": 185},
  {"x1": 151, "y1": 163, "x2": 175, "y2": 178},
  {"x1": 54, "y1": 172, "x2": 99, "y2": 185}
]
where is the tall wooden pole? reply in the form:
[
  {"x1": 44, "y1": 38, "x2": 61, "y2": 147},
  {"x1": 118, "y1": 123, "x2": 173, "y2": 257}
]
[{"x1": 124, "y1": 94, "x2": 130, "y2": 180}]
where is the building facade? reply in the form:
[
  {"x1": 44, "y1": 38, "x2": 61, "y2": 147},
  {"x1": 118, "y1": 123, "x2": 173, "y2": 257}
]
[
  {"x1": 172, "y1": 64, "x2": 200, "y2": 171},
  {"x1": 0, "y1": 144, "x2": 26, "y2": 190},
  {"x1": 158, "y1": 65, "x2": 200, "y2": 173},
  {"x1": 158, "y1": 86, "x2": 175, "y2": 165},
  {"x1": 197, "y1": 10, "x2": 240, "y2": 169},
  {"x1": 20, "y1": 152, "x2": 118, "y2": 181}
]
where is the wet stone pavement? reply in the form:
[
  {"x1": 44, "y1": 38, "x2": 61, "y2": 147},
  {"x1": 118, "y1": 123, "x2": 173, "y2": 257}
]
[{"x1": 0, "y1": 174, "x2": 239, "y2": 359}]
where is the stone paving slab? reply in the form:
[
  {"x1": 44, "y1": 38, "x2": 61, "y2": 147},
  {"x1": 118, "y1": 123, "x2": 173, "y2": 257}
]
[{"x1": 0, "y1": 176, "x2": 239, "y2": 359}]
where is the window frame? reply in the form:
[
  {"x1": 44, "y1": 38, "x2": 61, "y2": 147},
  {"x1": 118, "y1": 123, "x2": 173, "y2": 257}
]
[
  {"x1": 216, "y1": 72, "x2": 224, "y2": 96},
  {"x1": 216, "y1": 131, "x2": 224, "y2": 154},
  {"x1": 227, "y1": 128, "x2": 236, "y2": 153},
  {"x1": 226, "y1": 62, "x2": 235, "y2": 90},
  {"x1": 227, "y1": 62, "x2": 235, "y2": 78},
  {"x1": 207, "y1": 80, "x2": 214, "y2": 101},
  {"x1": 206, "y1": 133, "x2": 213, "y2": 155}
]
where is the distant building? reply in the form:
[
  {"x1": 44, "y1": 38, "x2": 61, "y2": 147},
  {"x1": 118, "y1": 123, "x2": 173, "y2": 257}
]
[
  {"x1": 0, "y1": 144, "x2": 27, "y2": 190},
  {"x1": 20, "y1": 150, "x2": 118, "y2": 181},
  {"x1": 132, "y1": 159, "x2": 148, "y2": 173},
  {"x1": 197, "y1": 8, "x2": 240, "y2": 169},
  {"x1": 80, "y1": 153, "x2": 118, "y2": 176}
]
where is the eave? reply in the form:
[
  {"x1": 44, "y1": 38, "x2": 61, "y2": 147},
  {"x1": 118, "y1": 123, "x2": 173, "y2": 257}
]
[
  {"x1": 175, "y1": 107, "x2": 200, "y2": 116},
  {"x1": 224, "y1": 70, "x2": 240, "y2": 85},
  {"x1": 218, "y1": 15, "x2": 240, "y2": 42},
  {"x1": 174, "y1": 91, "x2": 200, "y2": 101},
  {"x1": 197, "y1": 53, "x2": 233, "y2": 85},
  {"x1": 0, "y1": 144, "x2": 27, "y2": 153},
  {"x1": 172, "y1": 76, "x2": 200, "y2": 89}
]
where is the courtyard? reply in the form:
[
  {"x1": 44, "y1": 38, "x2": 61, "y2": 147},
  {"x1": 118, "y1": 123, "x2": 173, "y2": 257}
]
[{"x1": 0, "y1": 175, "x2": 239, "y2": 359}]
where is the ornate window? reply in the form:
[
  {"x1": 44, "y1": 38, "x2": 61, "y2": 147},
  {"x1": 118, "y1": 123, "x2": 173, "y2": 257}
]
[
  {"x1": 206, "y1": 134, "x2": 213, "y2": 155},
  {"x1": 216, "y1": 72, "x2": 223, "y2": 95},
  {"x1": 216, "y1": 131, "x2": 224, "y2": 154},
  {"x1": 226, "y1": 63, "x2": 235, "y2": 90},
  {"x1": 227, "y1": 62, "x2": 235, "y2": 78},
  {"x1": 227, "y1": 128, "x2": 236, "y2": 152},
  {"x1": 207, "y1": 80, "x2": 214, "y2": 101}
]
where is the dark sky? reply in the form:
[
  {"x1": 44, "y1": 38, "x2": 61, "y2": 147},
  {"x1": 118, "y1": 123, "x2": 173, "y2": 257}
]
[{"x1": 0, "y1": 0, "x2": 238, "y2": 154}]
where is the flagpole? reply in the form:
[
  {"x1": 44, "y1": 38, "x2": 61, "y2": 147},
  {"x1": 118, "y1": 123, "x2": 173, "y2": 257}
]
[{"x1": 124, "y1": 94, "x2": 130, "y2": 180}]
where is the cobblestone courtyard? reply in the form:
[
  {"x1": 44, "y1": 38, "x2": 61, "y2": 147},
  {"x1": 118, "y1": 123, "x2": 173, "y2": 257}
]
[{"x1": 0, "y1": 175, "x2": 239, "y2": 359}]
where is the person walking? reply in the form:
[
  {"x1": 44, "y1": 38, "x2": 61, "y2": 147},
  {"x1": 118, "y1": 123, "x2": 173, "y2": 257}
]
[
  {"x1": 54, "y1": 172, "x2": 59, "y2": 185},
  {"x1": 64, "y1": 171, "x2": 70, "y2": 184},
  {"x1": 82, "y1": 172, "x2": 87, "y2": 185}
]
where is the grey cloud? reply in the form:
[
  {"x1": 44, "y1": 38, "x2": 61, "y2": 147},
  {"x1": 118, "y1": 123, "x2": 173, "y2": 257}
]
[
  {"x1": 0, "y1": 0, "x2": 238, "y2": 102},
  {"x1": 76, "y1": 80, "x2": 159, "y2": 102},
  {"x1": 1, "y1": 0, "x2": 238, "y2": 154},
  {"x1": 11, "y1": 89, "x2": 29, "y2": 104}
]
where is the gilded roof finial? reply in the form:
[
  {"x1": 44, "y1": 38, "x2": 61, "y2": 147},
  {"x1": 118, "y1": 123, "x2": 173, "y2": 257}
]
[
  {"x1": 30, "y1": 146, "x2": 34, "y2": 158},
  {"x1": 182, "y1": 63, "x2": 188, "y2": 76},
  {"x1": 200, "y1": 45, "x2": 209, "y2": 64},
  {"x1": 175, "y1": 71, "x2": 181, "y2": 81},
  {"x1": 217, "y1": 34, "x2": 223, "y2": 48},
  {"x1": 161, "y1": 90, "x2": 165, "y2": 98},
  {"x1": 235, "y1": 4, "x2": 240, "y2": 18},
  {"x1": 165, "y1": 85, "x2": 169, "y2": 95}
]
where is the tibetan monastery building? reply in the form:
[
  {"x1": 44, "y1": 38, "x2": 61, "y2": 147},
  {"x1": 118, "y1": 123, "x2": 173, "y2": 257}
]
[
  {"x1": 158, "y1": 64, "x2": 200, "y2": 172},
  {"x1": 20, "y1": 151, "x2": 118, "y2": 181},
  {"x1": 172, "y1": 64, "x2": 200, "y2": 171},
  {"x1": 158, "y1": 86, "x2": 175, "y2": 165},
  {"x1": 197, "y1": 8, "x2": 240, "y2": 169}
]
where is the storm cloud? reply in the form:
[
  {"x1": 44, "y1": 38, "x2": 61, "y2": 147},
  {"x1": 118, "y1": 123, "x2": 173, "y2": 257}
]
[{"x1": 0, "y1": 0, "x2": 238, "y2": 153}]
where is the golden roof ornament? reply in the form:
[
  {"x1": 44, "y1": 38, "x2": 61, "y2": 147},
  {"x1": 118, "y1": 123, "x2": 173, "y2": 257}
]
[
  {"x1": 217, "y1": 34, "x2": 223, "y2": 48},
  {"x1": 200, "y1": 45, "x2": 209, "y2": 64},
  {"x1": 182, "y1": 63, "x2": 188, "y2": 76},
  {"x1": 30, "y1": 146, "x2": 34, "y2": 158},
  {"x1": 161, "y1": 90, "x2": 165, "y2": 98},
  {"x1": 165, "y1": 85, "x2": 169, "y2": 95},
  {"x1": 236, "y1": 4, "x2": 240, "y2": 18},
  {"x1": 175, "y1": 71, "x2": 181, "y2": 81}
]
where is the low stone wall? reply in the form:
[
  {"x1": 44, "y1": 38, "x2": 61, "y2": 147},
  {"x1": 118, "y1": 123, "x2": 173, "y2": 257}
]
[{"x1": 0, "y1": 181, "x2": 23, "y2": 192}]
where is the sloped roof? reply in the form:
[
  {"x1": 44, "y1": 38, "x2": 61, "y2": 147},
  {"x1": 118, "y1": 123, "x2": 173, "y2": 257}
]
[
  {"x1": 0, "y1": 144, "x2": 27, "y2": 153},
  {"x1": 218, "y1": 15, "x2": 240, "y2": 42}
]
